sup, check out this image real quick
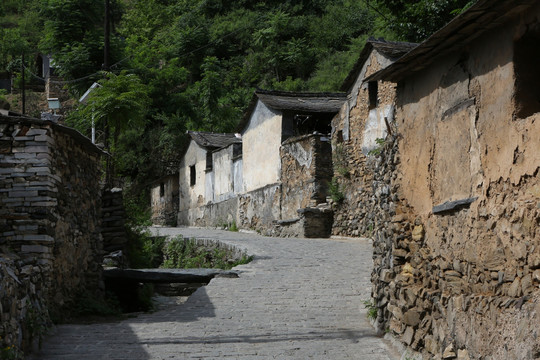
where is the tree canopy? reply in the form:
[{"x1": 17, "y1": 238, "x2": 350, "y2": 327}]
[{"x1": 0, "y1": 0, "x2": 474, "y2": 192}]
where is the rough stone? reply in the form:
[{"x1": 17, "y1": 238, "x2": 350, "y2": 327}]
[
  {"x1": 508, "y1": 277, "x2": 522, "y2": 297},
  {"x1": 0, "y1": 115, "x2": 104, "y2": 356},
  {"x1": 403, "y1": 309, "x2": 422, "y2": 327},
  {"x1": 411, "y1": 225, "x2": 424, "y2": 241},
  {"x1": 442, "y1": 344, "x2": 456, "y2": 359},
  {"x1": 402, "y1": 326, "x2": 415, "y2": 345}
]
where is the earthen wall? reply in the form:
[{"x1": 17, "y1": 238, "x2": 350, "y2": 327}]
[{"x1": 370, "y1": 11, "x2": 540, "y2": 359}]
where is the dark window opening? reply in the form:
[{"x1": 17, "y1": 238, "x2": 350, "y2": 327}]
[
  {"x1": 206, "y1": 152, "x2": 213, "y2": 171},
  {"x1": 368, "y1": 81, "x2": 378, "y2": 109},
  {"x1": 233, "y1": 143, "x2": 242, "y2": 159},
  {"x1": 190, "y1": 165, "x2": 196, "y2": 186},
  {"x1": 514, "y1": 25, "x2": 540, "y2": 119},
  {"x1": 159, "y1": 183, "x2": 165, "y2": 197},
  {"x1": 282, "y1": 112, "x2": 333, "y2": 141},
  {"x1": 336, "y1": 130, "x2": 344, "y2": 143}
]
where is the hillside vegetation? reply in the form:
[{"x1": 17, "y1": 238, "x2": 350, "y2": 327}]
[{"x1": 0, "y1": 0, "x2": 472, "y2": 200}]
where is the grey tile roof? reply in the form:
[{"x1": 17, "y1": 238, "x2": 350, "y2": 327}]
[
  {"x1": 187, "y1": 131, "x2": 241, "y2": 150},
  {"x1": 367, "y1": 0, "x2": 538, "y2": 82},
  {"x1": 255, "y1": 90, "x2": 346, "y2": 113},
  {"x1": 340, "y1": 38, "x2": 418, "y2": 92},
  {"x1": 236, "y1": 90, "x2": 346, "y2": 133}
]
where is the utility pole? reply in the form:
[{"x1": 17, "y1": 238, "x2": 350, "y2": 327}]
[
  {"x1": 104, "y1": 0, "x2": 111, "y2": 186},
  {"x1": 104, "y1": 0, "x2": 110, "y2": 71},
  {"x1": 21, "y1": 53, "x2": 25, "y2": 115}
]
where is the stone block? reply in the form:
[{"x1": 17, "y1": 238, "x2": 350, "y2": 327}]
[
  {"x1": 380, "y1": 269, "x2": 394, "y2": 283},
  {"x1": 403, "y1": 309, "x2": 422, "y2": 326},
  {"x1": 402, "y1": 326, "x2": 415, "y2": 345},
  {"x1": 412, "y1": 225, "x2": 424, "y2": 241},
  {"x1": 23, "y1": 145, "x2": 49, "y2": 153},
  {"x1": 26, "y1": 129, "x2": 48, "y2": 136},
  {"x1": 533, "y1": 269, "x2": 540, "y2": 282},
  {"x1": 21, "y1": 234, "x2": 54, "y2": 242},
  {"x1": 529, "y1": 253, "x2": 540, "y2": 269},
  {"x1": 9, "y1": 191, "x2": 38, "y2": 198},
  {"x1": 521, "y1": 273, "x2": 532, "y2": 293},
  {"x1": 442, "y1": 344, "x2": 456, "y2": 359},
  {"x1": 424, "y1": 335, "x2": 439, "y2": 355},
  {"x1": 457, "y1": 349, "x2": 470, "y2": 360},
  {"x1": 21, "y1": 245, "x2": 51, "y2": 253},
  {"x1": 508, "y1": 277, "x2": 522, "y2": 297}
]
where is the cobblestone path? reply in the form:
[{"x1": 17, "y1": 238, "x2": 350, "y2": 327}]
[{"x1": 30, "y1": 228, "x2": 400, "y2": 359}]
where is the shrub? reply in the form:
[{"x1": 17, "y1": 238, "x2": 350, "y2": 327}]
[
  {"x1": 329, "y1": 177, "x2": 345, "y2": 203},
  {"x1": 162, "y1": 236, "x2": 252, "y2": 270}
]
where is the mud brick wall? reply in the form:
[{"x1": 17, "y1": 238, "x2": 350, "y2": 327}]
[
  {"x1": 0, "y1": 115, "x2": 104, "y2": 355},
  {"x1": 369, "y1": 10, "x2": 540, "y2": 360}
]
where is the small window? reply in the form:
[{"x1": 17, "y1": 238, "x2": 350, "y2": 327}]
[
  {"x1": 336, "y1": 130, "x2": 344, "y2": 143},
  {"x1": 206, "y1": 152, "x2": 213, "y2": 171},
  {"x1": 190, "y1": 165, "x2": 196, "y2": 186},
  {"x1": 159, "y1": 183, "x2": 165, "y2": 197},
  {"x1": 514, "y1": 25, "x2": 540, "y2": 119},
  {"x1": 368, "y1": 81, "x2": 378, "y2": 109}
]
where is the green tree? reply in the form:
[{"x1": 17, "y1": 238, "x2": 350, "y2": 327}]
[
  {"x1": 375, "y1": 0, "x2": 474, "y2": 42},
  {"x1": 70, "y1": 71, "x2": 150, "y2": 143},
  {"x1": 39, "y1": 0, "x2": 124, "y2": 95}
]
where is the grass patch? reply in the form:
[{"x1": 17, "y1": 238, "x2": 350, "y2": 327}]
[
  {"x1": 363, "y1": 299, "x2": 378, "y2": 321},
  {"x1": 162, "y1": 236, "x2": 252, "y2": 270}
]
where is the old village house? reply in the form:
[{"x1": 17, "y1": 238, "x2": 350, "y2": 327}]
[
  {"x1": 154, "y1": 90, "x2": 345, "y2": 237},
  {"x1": 331, "y1": 0, "x2": 540, "y2": 358}
]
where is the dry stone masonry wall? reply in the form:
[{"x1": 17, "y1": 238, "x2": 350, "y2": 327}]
[
  {"x1": 331, "y1": 52, "x2": 397, "y2": 238},
  {"x1": 331, "y1": 11, "x2": 540, "y2": 359},
  {"x1": 0, "y1": 115, "x2": 104, "y2": 356},
  {"x1": 366, "y1": 11, "x2": 540, "y2": 360},
  {"x1": 237, "y1": 134, "x2": 333, "y2": 238}
]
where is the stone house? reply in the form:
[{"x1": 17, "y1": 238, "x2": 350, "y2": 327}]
[
  {"x1": 355, "y1": 0, "x2": 540, "y2": 358},
  {"x1": 0, "y1": 111, "x2": 105, "y2": 353},
  {"x1": 150, "y1": 173, "x2": 179, "y2": 226},
  {"x1": 167, "y1": 90, "x2": 345, "y2": 237},
  {"x1": 177, "y1": 131, "x2": 241, "y2": 226},
  {"x1": 236, "y1": 90, "x2": 345, "y2": 235},
  {"x1": 331, "y1": 39, "x2": 416, "y2": 237}
]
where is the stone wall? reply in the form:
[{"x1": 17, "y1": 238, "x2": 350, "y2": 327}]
[
  {"x1": 331, "y1": 51, "x2": 397, "y2": 237},
  {"x1": 280, "y1": 134, "x2": 332, "y2": 219},
  {"x1": 0, "y1": 115, "x2": 104, "y2": 356},
  {"x1": 102, "y1": 189, "x2": 128, "y2": 252},
  {"x1": 150, "y1": 175, "x2": 179, "y2": 226},
  {"x1": 0, "y1": 255, "x2": 50, "y2": 356},
  {"x1": 368, "y1": 9, "x2": 540, "y2": 360}
]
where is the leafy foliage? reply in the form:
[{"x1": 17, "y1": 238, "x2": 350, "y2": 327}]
[
  {"x1": 162, "y1": 236, "x2": 252, "y2": 270},
  {"x1": 0, "y1": 0, "x2": 472, "y2": 193},
  {"x1": 374, "y1": 0, "x2": 475, "y2": 42},
  {"x1": 329, "y1": 177, "x2": 345, "y2": 203}
]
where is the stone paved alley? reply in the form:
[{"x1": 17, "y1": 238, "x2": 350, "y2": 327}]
[{"x1": 29, "y1": 228, "x2": 400, "y2": 359}]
